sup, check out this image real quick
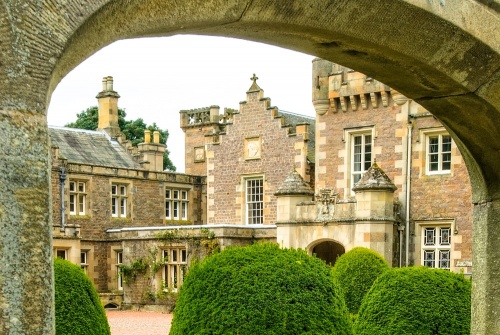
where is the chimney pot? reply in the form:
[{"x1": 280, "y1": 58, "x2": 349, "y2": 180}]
[
  {"x1": 106, "y1": 76, "x2": 113, "y2": 91},
  {"x1": 144, "y1": 130, "x2": 151, "y2": 143},
  {"x1": 153, "y1": 131, "x2": 160, "y2": 143}
]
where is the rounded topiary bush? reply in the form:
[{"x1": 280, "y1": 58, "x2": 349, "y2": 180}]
[
  {"x1": 170, "y1": 243, "x2": 353, "y2": 335},
  {"x1": 331, "y1": 247, "x2": 389, "y2": 314},
  {"x1": 54, "y1": 258, "x2": 110, "y2": 335},
  {"x1": 354, "y1": 267, "x2": 471, "y2": 335}
]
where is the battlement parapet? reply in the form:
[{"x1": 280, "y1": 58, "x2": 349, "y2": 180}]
[
  {"x1": 313, "y1": 60, "x2": 406, "y2": 114},
  {"x1": 180, "y1": 106, "x2": 239, "y2": 129}
]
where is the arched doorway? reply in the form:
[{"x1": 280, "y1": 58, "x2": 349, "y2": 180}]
[
  {"x1": 312, "y1": 240, "x2": 345, "y2": 266},
  {"x1": 2, "y1": 1, "x2": 500, "y2": 334}
]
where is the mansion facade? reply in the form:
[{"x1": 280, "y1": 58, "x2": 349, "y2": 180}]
[{"x1": 49, "y1": 63, "x2": 472, "y2": 310}]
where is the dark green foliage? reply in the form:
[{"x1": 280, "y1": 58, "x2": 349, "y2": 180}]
[
  {"x1": 170, "y1": 243, "x2": 353, "y2": 335},
  {"x1": 65, "y1": 106, "x2": 176, "y2": 171},
  {"x1": 54, "y1": 258, "x2": 110, "y2": 335},
  {"x1": 354, "y1": 267, "x2": 471, "y2": 335},
  {"x1": 331, "y1": 247, "x2": 389, "y2": 314}
]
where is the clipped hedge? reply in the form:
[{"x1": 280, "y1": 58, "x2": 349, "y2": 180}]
[
  {"x1": 170, "y1": 243, "x2": 353, "y2": 335},
  {"x1": 354, "y1": 267, "x2": 471, "y2": 335},
  {"x1": 331, "y1": 247, "x2": 389, "y2": 314},
  {"x1": 54, "y1": 258, "x2": 110, "y2": 335}
]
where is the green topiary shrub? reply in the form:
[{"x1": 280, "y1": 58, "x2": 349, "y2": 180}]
[
  {"x1": 170, "y1": 243, "x2": 353, "y2": 335},
  {"x1": 331, "y1": 247, "x2": 389, "y2": 314},
  {"x1": 54, "y1": 258, "x2": 110, "y2": 335},
  {"x1": 354, "y1": 267, "x2": 471, "y2": 335}
]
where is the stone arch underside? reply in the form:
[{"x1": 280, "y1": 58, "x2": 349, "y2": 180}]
[{"x1": 1, "y1": 1, "x2": 500, "y2": 334}]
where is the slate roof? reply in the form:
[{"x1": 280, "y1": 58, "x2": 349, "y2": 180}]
[
  {"x1": 49, "y1": 126, "x2": 141, "y2": 169},
  {"x1": 278, "y1": 110, "x2": 316, "y2": 163}
]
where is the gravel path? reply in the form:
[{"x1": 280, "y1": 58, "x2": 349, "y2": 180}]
[{"x1": 106, "y1": 310, "x2": 173, "y2": 335}]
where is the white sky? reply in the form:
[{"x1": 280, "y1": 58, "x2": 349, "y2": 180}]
[{"x1": 47, "y1": 35, "x2": 316, "y2": 172}]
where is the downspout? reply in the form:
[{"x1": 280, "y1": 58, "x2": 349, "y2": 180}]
[
  {"x1": 59, "y1": 167, "x2": 67, "y2": 232},
  {"x1": 405, "y1": 106, "x2": 413, "y2": 266}
]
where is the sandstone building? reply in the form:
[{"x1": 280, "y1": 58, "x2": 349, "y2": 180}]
[{"x1": 50, "y1": 62, "x2": 473, "y2": 310}]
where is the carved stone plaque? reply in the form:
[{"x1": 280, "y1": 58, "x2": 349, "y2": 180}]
[
  {"x1": 245, "y1": 137, "x2": 261, "y2": 160},
  {"x1": 194, "y1": 146, "x2": 205, "y2": 162}
]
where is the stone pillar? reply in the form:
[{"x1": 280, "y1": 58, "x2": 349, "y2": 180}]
[
  {"x1": 471, "y1": 200, "x2": 500, "y2": 335},
  {"x1": 0, "y1": 110, "x2": 54, "y2": 334},
  {"x1": 275, "y1": 170, "x2": 315, "y2": 249},
  {"x1": 352, "y1": 162, "x2": 397, "y2": 265}
]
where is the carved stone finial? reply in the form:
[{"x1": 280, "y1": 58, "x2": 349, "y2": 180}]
[
  {"x1": 274, "y1": 170, "x2": 314, "y2": 196},
  {"x1": 247, "y1": 73, "x2": 262, "y2": 93},
  {"x1": 352, "y1": 161, "x2": 397, "y2": 192}
]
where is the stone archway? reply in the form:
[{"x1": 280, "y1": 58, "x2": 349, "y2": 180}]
[
  {"x1": 311, "y1": 240, "x2": 346, "y2": 266},
  {"x1": 1, "y1": 1, "x2": 500, "y2": 334}
]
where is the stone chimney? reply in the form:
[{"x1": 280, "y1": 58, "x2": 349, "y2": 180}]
[
  {"x1": 96, "y1": 76, "x2": 121, "y2": 138},
  {"x1": 137, "y1": 129, "x2": 166, "y2": 172}
]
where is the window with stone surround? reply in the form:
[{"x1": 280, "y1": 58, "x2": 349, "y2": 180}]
[
  {"x1": 54, "y1": 248, "x2": 68, "y2": 260},
  {"x1": 116, "y1": 251, "x2": 123, "y2": 290},
  {"x1": 245, "y1": 177, "x2": 264, "y2": 224},
  {"x1": 163, "y1": 247, "x2": 187, "y2": 292},
  {"x1": 80, "y1": 250, "x2": 88, "y2": 274},
  {"x1": 424, "y1": 130, "x2": 452, "y2": 175},
  {"x1": 69, "y1": 180, "x2": 87, "y2": 216},
  {"x1": 165, "y1": 188, "x2": 189, "y2": 221},
  {"x1": 421, "y1": 225, "x2": 452, "y2": 270},
  {"x1": 111, "y1": 184, "x2": 128, "y2": 218},
  {"x1": 345, "y1": 127, "x2": 374, "y2": 193}
]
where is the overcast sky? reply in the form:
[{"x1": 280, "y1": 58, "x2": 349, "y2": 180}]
[{"x1": 47, "y1": 35, "x2": 316, "y2": 172}]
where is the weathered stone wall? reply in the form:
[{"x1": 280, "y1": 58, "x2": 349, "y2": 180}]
[
  {"x1": 49, "y1": 161, "x2": 205, "y2": 296},
  {"x1": 108, "y1": 225, "x2": 276, "y2": 308},
  {"x1": 409, "y1": 111, "x2": 473, "y2": 267},
  {"x1": 1, "y1": 1, "x2": 500, "y2": 333},
  {"x1": 316, "y1": 92, "x2": 404, "y2": 199},
  {"x1": 205, "y1": 88, "x2": 310, "y2": 224},
  {"x1": 314, "y1": 62, "x2": 473, "y2": 272}
]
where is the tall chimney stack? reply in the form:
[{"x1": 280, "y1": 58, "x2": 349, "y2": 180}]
[{"x1": 96, "y1": 76, "x2": 121, "y2": 138}]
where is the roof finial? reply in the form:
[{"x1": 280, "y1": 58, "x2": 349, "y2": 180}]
[{"x1": 247, "y1": 73, "x2": 262, "y2": 93}]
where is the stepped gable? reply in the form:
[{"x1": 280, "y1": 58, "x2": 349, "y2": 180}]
[
  {"x1": 49, "y1": 126, "x2": 141, "y2": 169},
  {"x1": 275, "y1": 170, "x2": 315, "y2": 196},
  {"x1": 278, "y1": 110, "x2": 316, "y2": 163},
  {"x1": 352, "y1": 161, "x2": 397, "y2": 192}
]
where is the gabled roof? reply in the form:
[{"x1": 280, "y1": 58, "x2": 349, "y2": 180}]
[
  {"x1": 278, "y1": 110, "x2": 316, "y2": 163},
  {"x1": 49, "y1": 126, "x2": 141, "y2": 169}
]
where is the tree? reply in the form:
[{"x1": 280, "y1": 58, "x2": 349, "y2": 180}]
[
  {"x1": 170, "y1": 243, "x2": 353, "y2": 335},
  {"x1": 354, "y1": 267, "x2": 471, "y2": 335},
  {"x1": 65, "y1": 106, "x2": 176, "y2": 171},
  {"x1": 54, "y1": 258, "x2": 110, "y2": 335},
  {"x1": 331, "y1": 247, "x2": 390, "y2": 315}
]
